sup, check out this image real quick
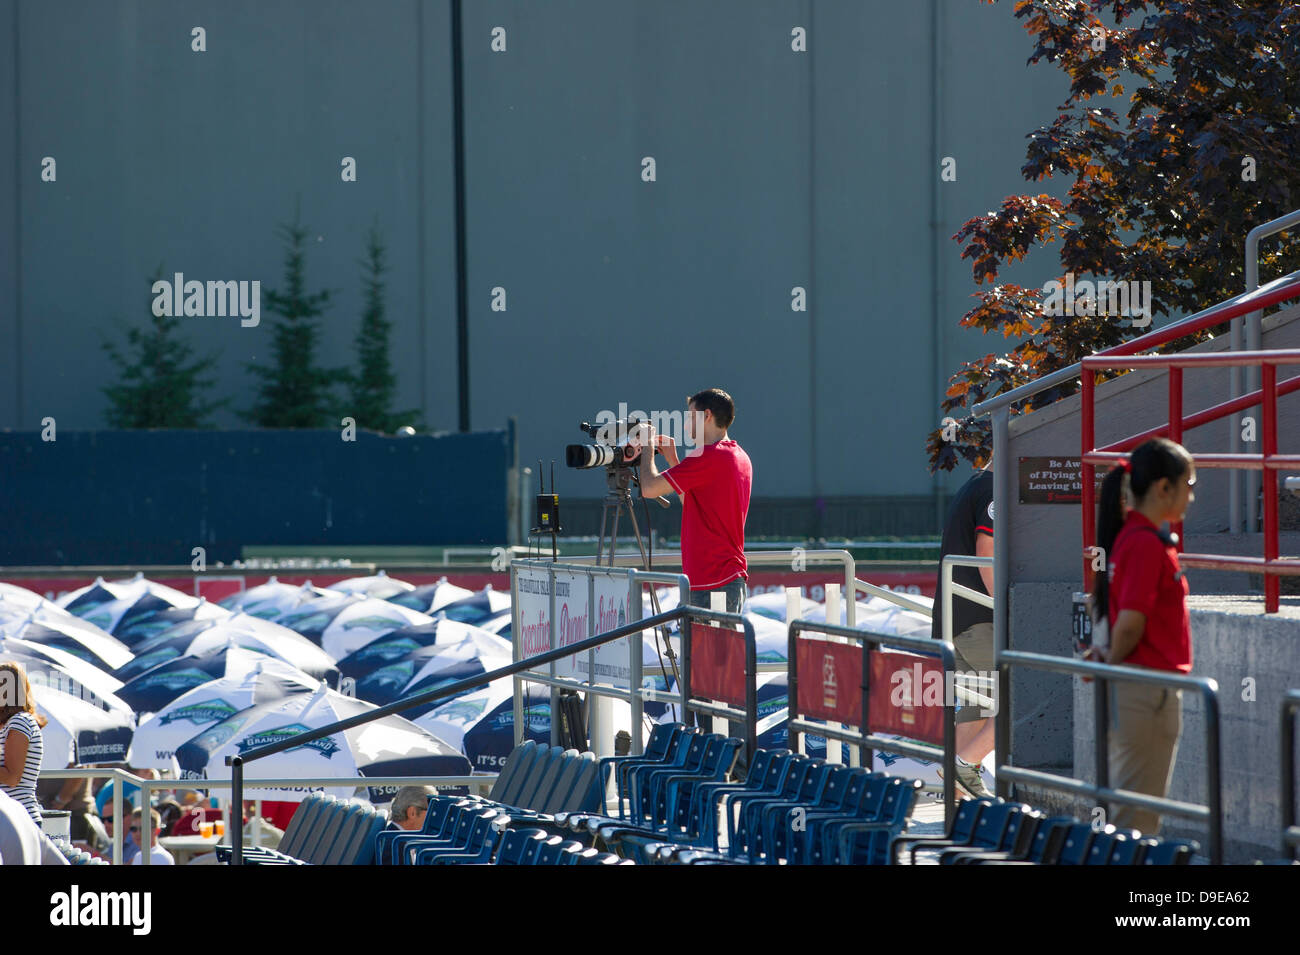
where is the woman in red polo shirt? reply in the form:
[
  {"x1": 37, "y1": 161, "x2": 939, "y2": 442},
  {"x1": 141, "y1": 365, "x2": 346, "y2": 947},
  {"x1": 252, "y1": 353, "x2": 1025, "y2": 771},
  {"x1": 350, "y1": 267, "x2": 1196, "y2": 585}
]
[{"x1": 1089, "y1": 437, "x2": 1195, "y2": 835}]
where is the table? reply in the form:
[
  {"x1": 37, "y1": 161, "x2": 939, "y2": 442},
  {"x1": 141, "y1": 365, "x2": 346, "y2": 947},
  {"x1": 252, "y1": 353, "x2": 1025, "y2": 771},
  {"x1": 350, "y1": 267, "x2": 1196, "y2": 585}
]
[{"x1": 159, "y1": 834, "x2": 222, "y2": 866}]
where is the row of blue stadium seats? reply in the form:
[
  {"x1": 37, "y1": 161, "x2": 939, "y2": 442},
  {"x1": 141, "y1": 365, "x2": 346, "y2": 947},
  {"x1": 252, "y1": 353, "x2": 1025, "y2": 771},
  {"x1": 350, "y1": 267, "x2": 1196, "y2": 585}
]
[
  {"x1": 896, "y1": 797, "x2": 1199, "y2": 865},
  {"x1": 382, "y1": 798, "x2": 630, "y2": 865},
  {"x1": 376, "y1": 742, "x2": 616, "y2": 865},
  {"x1": 216, "y1": 794, "x2": 387, "y2": 865},
  {"x1": 556, "y1": 733, "x2": 925, "y2": 865}
]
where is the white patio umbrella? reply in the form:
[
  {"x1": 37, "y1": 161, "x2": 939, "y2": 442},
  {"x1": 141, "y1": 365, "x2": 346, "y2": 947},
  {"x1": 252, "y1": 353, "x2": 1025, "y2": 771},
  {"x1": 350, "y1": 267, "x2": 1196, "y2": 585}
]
[
  {"x1": 276, "y1": 592, "x2": 435, "y2": 660},
  {"x1": 32, "y1": 684, "x2": 135, "y2": 766},
  {"x1": 219, "y1": 578, "x2": 335, "y2": 620},
  {"x1": 173, "y1": 684, "x2": 472, "y2": 801},
  {"x1": 0, "y1": 633, "x2": 133, "y2": 717},
  {"x1": 354, "y1": 629, "x2": 512, "y2": 715},
  {"x1": 129, "y1": 657, "x2": 319, "y2": 770},
  {"x1": 328, "y1": 570, "x2": 415, "y2": 600},
  {"x1": 118, "y1": 612, "x2": 339, "y2": 685},
  {"x1": 56, "y1": 575, "x2": 194, "y2": 634},
  {"x1": 0, "y1": 605, "x2": 133, "y2": 672},
  {"x1": 385, "y1": 578, "x2": 473, "y2": 615}
]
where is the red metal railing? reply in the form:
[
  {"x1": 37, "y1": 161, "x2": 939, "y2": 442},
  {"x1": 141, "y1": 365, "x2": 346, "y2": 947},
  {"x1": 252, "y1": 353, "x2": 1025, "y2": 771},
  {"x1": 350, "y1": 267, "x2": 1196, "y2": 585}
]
[{"x1": 1081, "y1": 348, "x2": 1300, "y2": 613}]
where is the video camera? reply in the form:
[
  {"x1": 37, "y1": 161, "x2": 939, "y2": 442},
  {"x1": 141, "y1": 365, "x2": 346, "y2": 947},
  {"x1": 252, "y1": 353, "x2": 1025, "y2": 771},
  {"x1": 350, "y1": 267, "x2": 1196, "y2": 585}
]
[{"x1": 565, "y1": 417, "x2": 647, "y2": 470}]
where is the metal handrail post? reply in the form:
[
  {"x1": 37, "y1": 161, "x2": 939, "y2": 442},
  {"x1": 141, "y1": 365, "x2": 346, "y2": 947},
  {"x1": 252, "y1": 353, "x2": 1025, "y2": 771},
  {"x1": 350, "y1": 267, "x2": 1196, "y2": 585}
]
[
  {"x1": 628, "y1": 573, "x2": 644, "y2": 757},
  {"x1": 112, "y1": 771, "x2": 123, "y2": 866},
  {"x1": 1283, "y1": 690, "x2": 1300, "y2": 858},
  {"x1": 991, "y1": 405, "x2": 1011, "y2": 799},
  {"x1": 1244, "y1": 209, "x2": 1300, "y2": 531}
]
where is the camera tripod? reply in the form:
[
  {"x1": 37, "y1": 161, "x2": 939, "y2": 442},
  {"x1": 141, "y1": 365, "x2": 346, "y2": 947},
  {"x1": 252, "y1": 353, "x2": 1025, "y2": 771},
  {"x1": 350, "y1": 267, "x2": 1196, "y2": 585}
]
[
  {"x1": 595, "y1": 465, "x2": 658, "y2": 566},
  {"x1": 594, "y1": 464, "x2": 681, "y2": 720}
]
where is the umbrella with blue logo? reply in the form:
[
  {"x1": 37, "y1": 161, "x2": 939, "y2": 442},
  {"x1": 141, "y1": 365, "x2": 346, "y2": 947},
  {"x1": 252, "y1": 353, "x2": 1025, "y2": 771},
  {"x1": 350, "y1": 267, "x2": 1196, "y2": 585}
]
[
  {"x1": 274, "y1": 592, "x2": 435, "y2": 660},
  {"x1": 115, "y1": 644, "x2": 318, "y2": 716},
  {"x1": 128, "y1": 657, "x2": 319, "y2": 770},
  {"x1": 415, "y1": 681, "x2": 552, "y2": 773},
  {"x1": 33, "y1": 683, "x2": 135, "y2": 766},
  {"x1": 173, "y1": 683, "x2": 471, "y2": 802},
  {"x1": 431, "y1": 587, "x2": 512, "y2": 626},
  {"x1": 0, "y1": 606, "x2": 133, "y2": 673},
  {"x1": 56, "y1": 575, "x2": 195, "y2": 636},
  {"x1": 328, "y1": 570, "x2": 415, "y2": 600},
  {"x1": 115, "y1": 613, "x2": 339, "y2": 686},
  {"x1": 0, "y1": 634, "x2": 134, "y2": 717},
  {"x1": 385, "y1": 578, "x2": 473, "y2": 615},
  {"x1": 334, "y1": 618, "x2": 485, "y2": 681},
  {"x1": 354, "y1": 629, "x2": 512, "y2": 718},
  {"x1": 219, "y1": 578, "x2": 335, "y2": 620},
  {"x1": 110, "y1": 597, "x2": 230, "y2": 647}
]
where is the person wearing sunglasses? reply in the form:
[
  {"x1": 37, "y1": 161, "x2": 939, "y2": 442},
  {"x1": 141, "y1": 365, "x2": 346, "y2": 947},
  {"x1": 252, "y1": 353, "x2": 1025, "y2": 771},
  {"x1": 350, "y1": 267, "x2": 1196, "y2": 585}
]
[{"x1": 127, "y1": 807, "x2": 174, "y2": 865}]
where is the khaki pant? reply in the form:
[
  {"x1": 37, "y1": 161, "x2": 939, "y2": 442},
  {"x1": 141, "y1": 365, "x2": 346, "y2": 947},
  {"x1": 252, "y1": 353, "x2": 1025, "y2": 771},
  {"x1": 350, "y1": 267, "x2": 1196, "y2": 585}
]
[{"x1": 1108, "y1": 678, "x2": 1182, "y2": 835}]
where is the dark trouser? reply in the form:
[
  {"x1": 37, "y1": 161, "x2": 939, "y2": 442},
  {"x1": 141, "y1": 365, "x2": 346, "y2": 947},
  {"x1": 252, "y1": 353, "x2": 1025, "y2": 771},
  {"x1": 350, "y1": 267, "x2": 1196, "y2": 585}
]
[
  {"x1": 686, "y1": 578, "x2": 747, "y2": 615},
  {"x1": 687, "y1": 578, "x2": 748, "y2": 776}
]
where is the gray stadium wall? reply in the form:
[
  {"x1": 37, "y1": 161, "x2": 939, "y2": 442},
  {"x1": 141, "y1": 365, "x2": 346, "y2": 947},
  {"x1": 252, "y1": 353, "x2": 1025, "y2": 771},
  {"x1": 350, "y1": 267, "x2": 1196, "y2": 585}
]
[{"x1": 0, "y1": 0, "x2": 1071, "y2": 538}]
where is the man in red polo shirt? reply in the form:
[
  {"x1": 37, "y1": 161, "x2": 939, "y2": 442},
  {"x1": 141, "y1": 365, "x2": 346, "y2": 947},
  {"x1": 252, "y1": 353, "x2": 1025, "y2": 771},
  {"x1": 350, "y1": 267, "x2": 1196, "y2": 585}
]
[{"x1": 635, "y1": 388, "x2": 752, "y2": 612}]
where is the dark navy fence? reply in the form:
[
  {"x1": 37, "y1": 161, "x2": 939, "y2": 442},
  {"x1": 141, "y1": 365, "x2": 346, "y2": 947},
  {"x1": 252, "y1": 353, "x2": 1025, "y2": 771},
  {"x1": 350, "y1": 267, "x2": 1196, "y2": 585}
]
[{"x1": 0, "y1": 425, "x2": 514, "y2": 564}]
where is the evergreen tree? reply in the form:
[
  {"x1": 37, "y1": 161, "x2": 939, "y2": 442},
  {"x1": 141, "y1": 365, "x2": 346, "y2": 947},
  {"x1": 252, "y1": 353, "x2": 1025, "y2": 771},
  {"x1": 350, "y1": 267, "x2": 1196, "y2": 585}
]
[
  {"x1": 243, "y1": 205, "x2": 346, "y2": 427},
  {"x1": 101, "y1": 266, "x2": 230, "y2": 428},
  {"x1": 346, "y1": 222, "x2": 425, "y2": 432}
]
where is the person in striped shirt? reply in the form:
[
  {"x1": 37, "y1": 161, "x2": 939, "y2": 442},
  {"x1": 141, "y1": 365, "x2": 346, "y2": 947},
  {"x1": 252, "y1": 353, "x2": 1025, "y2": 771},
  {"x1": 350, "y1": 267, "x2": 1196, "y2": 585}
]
[{"x1": 0, "y1": 661, "x2": 47, "y2": 827}]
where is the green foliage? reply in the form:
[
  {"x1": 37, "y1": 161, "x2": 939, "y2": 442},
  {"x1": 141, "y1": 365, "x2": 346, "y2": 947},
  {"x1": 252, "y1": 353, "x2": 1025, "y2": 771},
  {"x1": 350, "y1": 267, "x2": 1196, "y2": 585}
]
[
  {"x1": 345, "y1": 222, "x2": 426, "y2": 433},
  {"x1": 929, "y1": 0, "x2": 1300, "y2": 472},
  {"x1": 242, "y1": 205, "x2": 347, "y2": 428},
  {"x1": 101, "y1": 266, "x2": 230, "y2": 428}
]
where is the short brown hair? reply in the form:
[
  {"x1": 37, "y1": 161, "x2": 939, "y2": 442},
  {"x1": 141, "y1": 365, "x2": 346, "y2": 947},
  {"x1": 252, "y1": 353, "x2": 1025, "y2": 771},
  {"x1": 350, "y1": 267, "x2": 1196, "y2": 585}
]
[
  {"x1": 132, "y1": 806, "x2": 163, "y2": 830},
  {"x1": 687, "y1": 388, "x2": 735, "y2": 430},
  {"x1": 0, "y1": 661, "x2": 48, "y2": 728}
]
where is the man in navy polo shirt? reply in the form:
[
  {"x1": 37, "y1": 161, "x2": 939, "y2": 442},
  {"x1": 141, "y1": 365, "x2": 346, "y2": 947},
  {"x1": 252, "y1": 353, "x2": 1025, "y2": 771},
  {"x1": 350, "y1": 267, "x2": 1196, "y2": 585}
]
[{"x1": 636, "y1": 388, "x2": 753, "y2": 613}]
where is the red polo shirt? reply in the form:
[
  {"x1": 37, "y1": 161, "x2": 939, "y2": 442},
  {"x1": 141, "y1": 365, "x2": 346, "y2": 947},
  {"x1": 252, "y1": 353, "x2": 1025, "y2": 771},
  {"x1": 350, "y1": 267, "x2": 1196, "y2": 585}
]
[
  {"x1": 1108, "y1": 511, "x2": 1192, "y2": 673},
  {"x1": 663, "y1": 438, "x2": 752, "y2": 590}
]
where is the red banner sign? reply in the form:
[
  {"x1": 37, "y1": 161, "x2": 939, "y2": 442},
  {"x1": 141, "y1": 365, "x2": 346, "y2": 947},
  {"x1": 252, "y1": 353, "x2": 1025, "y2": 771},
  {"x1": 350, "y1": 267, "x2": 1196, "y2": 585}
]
[
  {"x1": 867, "y1": 650, "x2": 945, "y2": 744},
  {"x1": 794, "y1": 638, "x2": 862, "y2": 726},
  {"x1": 689, "y1": 623, "x2": 748, "y2": 707}
]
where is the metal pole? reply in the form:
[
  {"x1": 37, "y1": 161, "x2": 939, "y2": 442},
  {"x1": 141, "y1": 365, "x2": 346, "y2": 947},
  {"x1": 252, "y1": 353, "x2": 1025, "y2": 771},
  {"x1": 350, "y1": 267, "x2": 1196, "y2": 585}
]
[
  {"x1": 112, "y1": 774, "x2": 123, "y2": 865},
  {"x1": 744, "y1": 620, "x2": 758, "y2": 766},
  {"x1": 1168, "y1": 366, "x2": 1184, "y2": 550},
  {"x1": 1095, "y1": 676, "x2": 1109, "y2": 825},
  {"x1": 1262, "y1": 362, "x2": 1280, "y2": 612},
  {"x1": 991, "y1": 406, "x2": 1011, "y2": 798},
  {"x1": 231, "y1": 756, "x2": 243, "y2": 866},
  {"x1": 629, "y1": 573, "x2": 644, "y2": 757},
  {"x1": 450, "y1": 0, "x2": 470, "y2": 432},
  {"x1": 1204, "y1": 683, "x2": 1224, "y2": 866},
  {"x1": 1283, "y1": 693, "x2": 1298, "y2": 859},
  {"x1": 140, "y1": 781, "x2": 152, "y2": 865}
]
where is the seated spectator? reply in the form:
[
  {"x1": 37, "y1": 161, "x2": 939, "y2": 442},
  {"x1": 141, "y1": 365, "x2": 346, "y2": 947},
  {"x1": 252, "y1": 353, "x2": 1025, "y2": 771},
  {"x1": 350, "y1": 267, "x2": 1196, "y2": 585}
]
[
  {"x1": 388, "y1": 786, "x2": 437, "y2": 831},
  {"x1": 100, "y1": 805, "x2": 139, "y2": 864},
  {"x1": 155, "y1": 797, "x2": 184, "y2": 836},
  {"x1": 128, "y1": 807, "x2": 174, "y2": 865}
]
